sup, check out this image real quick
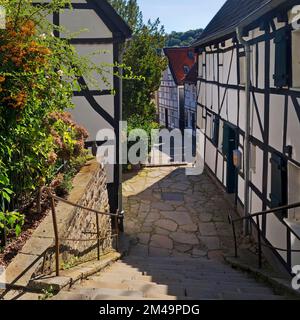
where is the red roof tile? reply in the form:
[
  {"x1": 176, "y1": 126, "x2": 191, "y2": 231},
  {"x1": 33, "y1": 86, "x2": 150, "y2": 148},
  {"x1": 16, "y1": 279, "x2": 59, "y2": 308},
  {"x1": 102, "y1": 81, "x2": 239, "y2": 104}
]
[{"x1": 163, "y1": 47, "x2": 196, "y2": 85}]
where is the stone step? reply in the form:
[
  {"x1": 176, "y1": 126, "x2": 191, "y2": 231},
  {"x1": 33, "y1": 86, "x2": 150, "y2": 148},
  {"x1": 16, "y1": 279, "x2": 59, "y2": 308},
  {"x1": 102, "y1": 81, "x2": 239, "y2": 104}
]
[
  {"x1": 76, "y1": 279, "x2": 170, "y2": 295},
  {"x1": 101, "y1": 270, "x2": 254, "y2": 283},
  {"x1": 88, "y1": 277, "x2": 273, "y2": 295},
  {"x1": 52, "y1": 291, "x2": 160, "y2": 301},
  {"x1": 72, "y1": 286, "x2": 179, "y2": 300},
  {"x1": 111, "y1": 262, "x2": 247, "y2": 274},
  {"x1": 114, "y1": 266, "x2": 247, "y2": 277},
  {"x1": 90, "y1": 274, "x2": 276, "y2": 297},
  {"x1": 122, "y1": 257, "x2": 224, "y2": 263},
  {"x1": 52, "y1": 292, "x2": 93, "y2": 300},
  {"x1": 122, "y1": 256, "x2": 216, "y2": 264},
  {"x1": 93, "y1": 295, "x2": 159, "y2": 300},
  {"x1": 70, "y1": 288, "x2": 144, "y2": 299},
  {"x1": 113, "y1": 263, "x2": 240, "y2": 274},
  {"x1": 94, "y1": 273, "x2": 153, "y2": 282},
  {"x1": 2, "y1": 290, "x2": 42, "y2": 301},
  {"x1": 220, "y1": 292, "x2": 285, "y2": 300},
  {"x1": 105, "y1": 266, "x2": 145, "y2": 275}
]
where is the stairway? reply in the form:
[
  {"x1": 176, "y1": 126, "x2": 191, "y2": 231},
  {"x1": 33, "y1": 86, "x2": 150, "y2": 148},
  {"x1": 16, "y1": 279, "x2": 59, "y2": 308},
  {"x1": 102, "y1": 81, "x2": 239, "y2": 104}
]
[{"x1": 53, "y1": 256, "x2": 286, "y2": 300}]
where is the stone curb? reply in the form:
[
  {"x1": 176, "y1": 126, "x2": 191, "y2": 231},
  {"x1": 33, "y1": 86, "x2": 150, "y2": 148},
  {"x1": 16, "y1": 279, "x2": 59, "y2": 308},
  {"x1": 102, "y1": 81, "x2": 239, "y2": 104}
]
[
  {"x1": 224, "y1": 256, "x2": 300, "y2": 299},
  {"x1": 28, "y1": 252, "x2": 121, "y2": 293},
  {"x1": 143, "y1": 163, "x2": 188, "y2": 168}
]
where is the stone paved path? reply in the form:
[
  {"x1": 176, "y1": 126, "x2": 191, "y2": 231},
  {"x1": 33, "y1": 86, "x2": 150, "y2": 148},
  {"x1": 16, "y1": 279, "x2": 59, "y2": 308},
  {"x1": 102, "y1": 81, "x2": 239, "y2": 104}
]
[
  {"x1": 49, "y1": 167, "x2": 285, "y2": 300},
  {"x1": 123, "y1": 166, "x2": 241, "y2": 260}
]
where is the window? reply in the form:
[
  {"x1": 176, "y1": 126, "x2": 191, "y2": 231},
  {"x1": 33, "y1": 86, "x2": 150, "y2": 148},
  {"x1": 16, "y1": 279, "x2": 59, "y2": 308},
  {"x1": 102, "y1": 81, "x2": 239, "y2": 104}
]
[
  {"x1": 274, "y1": 28, "x2": 291, "y2": 88},
  {"x1": 292, "y1": 30, "x2": 300, "y2": 88},
  {"x1": 188, "y1": 51, "x2": 194, "y2": 60},
  {"x1": 184, "y1": 65, "x2": 190, "y2": 75},
  {"x1": 239, "y1": 54, "x2": 246, "y2": 85}
]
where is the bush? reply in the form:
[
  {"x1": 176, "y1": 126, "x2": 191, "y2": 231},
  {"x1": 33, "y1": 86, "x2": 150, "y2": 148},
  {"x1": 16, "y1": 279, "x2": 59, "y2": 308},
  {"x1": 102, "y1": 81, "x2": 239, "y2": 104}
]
[
  {"x1": 123, "y1": 114, "x2": 160, "y2": 171},
  {"x1": 0, "y1": 1, "x2": 96, "y2": 239}
]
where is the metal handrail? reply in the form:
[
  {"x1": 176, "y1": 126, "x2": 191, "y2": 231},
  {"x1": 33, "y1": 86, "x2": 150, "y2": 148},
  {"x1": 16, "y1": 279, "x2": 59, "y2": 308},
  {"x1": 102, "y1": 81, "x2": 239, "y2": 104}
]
[
  {"x1": 40, "y1": 187, "x2": 121, "y2": 276},
  {"x1": 228, "y1": 202, "x2": 300, "y2": 271}
]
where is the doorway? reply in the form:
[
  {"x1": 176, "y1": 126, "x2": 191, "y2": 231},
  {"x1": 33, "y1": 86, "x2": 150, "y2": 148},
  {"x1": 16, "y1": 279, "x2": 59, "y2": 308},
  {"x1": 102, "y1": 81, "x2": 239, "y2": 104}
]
[
  {"x1": 223, "y1": 123, "x2": 238, "y2": 194},
  {"x1": 270, "y1": 152, "x2": 288, "y2": 218}
]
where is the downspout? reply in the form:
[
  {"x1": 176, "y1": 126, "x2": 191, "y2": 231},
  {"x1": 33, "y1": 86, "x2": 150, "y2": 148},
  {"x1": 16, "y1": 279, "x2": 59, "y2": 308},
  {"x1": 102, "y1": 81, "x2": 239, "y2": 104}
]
[{"x1": 236, "y1": 27, "x2": 251, "y2": 235}]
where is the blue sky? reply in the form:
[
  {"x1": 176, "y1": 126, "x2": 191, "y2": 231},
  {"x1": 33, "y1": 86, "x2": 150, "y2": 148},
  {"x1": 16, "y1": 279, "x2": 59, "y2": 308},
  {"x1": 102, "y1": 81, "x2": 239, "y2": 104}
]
[{"x1": 138, "y1": 0, "x2": 226, "y2": 33}]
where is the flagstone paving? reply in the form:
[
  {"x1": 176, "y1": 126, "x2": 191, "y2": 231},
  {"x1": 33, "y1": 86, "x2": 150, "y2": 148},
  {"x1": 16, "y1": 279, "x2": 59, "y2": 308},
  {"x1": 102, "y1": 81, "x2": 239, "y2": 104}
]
[{"x1": 123, "y1": 166, "x2": 242, "y2": 259}]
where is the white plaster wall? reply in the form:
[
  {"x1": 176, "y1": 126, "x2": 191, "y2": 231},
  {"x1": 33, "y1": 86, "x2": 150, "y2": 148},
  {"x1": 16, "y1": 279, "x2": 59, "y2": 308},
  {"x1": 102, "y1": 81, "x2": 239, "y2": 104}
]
[
  {"x1": 269, "y1": 94, "x2": 285, "y2": 152},
  {"x1": 238, "y1": 174, "x2": 245, "y2": 205},
  {"x1": 205, "y1": 140, "x2": 216, "y2": 173},
  {"x1": 60, "y1": 9, "x2": 112, "y2": 38},
  {"x1": 226, "y1": 88, "x2": 238, "y2": 125},
  {"x1": 216, "y1": 152, "x2": 224, "y2": 183},
  {"x1": 250, "y1": 92, "x2": 264, "y2": 142},
  {"x1": 71, "y1": 96, "x2": 114, "y2": 141},
  {"x1": 266, "y1": 213, "x2": 288, "y2": 262},
  {"x1": 250, "y1": 145, "x2": 264, "y2": 193},
  {"x1": 74, "y1": 43, "x2": 114, "y2": 91}
]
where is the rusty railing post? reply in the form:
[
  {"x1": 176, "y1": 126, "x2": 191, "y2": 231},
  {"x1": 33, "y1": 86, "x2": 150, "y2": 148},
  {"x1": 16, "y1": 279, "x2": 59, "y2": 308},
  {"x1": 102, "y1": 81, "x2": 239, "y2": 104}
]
[
  {"x1": 49, "y1": 195, "x2": 60, "y2": 276},
  {"x1": 96, "y1": 212, "x2": 100, "y2": 261},
  {"x1": 228, "y1": 213, "x2": 238, "y2": 258},
  {"x1": 256, "y1": 215, "x2": 262, "y2": 269}
]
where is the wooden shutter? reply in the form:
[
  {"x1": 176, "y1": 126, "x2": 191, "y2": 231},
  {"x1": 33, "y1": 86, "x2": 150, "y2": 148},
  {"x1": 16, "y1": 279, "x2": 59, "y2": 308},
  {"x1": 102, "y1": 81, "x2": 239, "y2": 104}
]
[
  {"x1": 270, "y1": 153, "x2": 288, "y2": 218},
  {"x1": 212, "y1": 116, "x2": 220, "y2": 147},
  {"x1": 274, "y1": 28, "x2": 291, "y2": 88}
]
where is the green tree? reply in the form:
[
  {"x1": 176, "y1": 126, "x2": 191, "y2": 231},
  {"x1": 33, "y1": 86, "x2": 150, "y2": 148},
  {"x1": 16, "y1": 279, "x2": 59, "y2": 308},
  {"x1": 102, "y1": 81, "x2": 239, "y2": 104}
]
[
  {"x1": 109, "y1": 0, "x2": 143, "y2": 32},
  {"x1": 109, "y1": 0, "x2": 167, "y2": 121},
  {"x1": 166, "y1": 28, "x2": 203, "y2": 47}
]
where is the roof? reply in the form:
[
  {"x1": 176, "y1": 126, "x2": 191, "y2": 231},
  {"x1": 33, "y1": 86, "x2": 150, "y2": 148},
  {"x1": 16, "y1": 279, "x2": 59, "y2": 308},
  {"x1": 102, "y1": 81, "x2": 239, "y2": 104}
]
[
  {"x1": 193, "y1": 0, "x2": 286, "y2": 47},
  {"x1": 93, "y1": 0, "x2": 132, "y2": 39},
  {"x1": 163, "y1": 47, "x2": 196, "y2": 86},
  {"x1": 184, "y1": 63, "x2": 197, "y2": 84}
]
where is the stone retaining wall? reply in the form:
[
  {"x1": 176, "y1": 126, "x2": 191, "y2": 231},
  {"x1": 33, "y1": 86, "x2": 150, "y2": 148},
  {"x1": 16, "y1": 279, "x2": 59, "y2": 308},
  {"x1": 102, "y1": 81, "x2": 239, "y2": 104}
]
[{"x1": 35, "y1": 160, "x2": 113, "y2": 275}]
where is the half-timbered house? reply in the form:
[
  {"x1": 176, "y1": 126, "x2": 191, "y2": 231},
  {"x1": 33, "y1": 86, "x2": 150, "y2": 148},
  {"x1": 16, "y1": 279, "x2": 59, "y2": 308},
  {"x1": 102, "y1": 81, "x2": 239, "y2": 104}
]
[
  {"x1": 183, "y1": 63, "x2": 197, "y2": 133},
  {"x1": 193, "y1": 0, "x2": 300, "y2": 274},
  {"x1": 158, "y1": 47, "x2": 195, "y2": 130},
  {"x1": 38, "y1": 0, "x2": 131, "y2": 213}
]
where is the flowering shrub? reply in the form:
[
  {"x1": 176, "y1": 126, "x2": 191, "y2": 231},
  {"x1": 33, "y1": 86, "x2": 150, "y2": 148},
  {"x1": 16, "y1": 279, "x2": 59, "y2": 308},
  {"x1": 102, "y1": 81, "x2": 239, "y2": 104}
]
[{"x1": 0, "y1": 0, "x2": 123, "y2": 240}]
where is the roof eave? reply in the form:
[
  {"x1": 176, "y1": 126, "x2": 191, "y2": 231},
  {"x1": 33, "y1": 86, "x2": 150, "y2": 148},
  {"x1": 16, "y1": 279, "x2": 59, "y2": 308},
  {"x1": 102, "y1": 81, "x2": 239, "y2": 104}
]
[
  {"x1": 193, "y1": 0, "x2": 287, "y2": 48},
  {"x1": 94, "y1": 0, "x2": 132, "y2": 39}
]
